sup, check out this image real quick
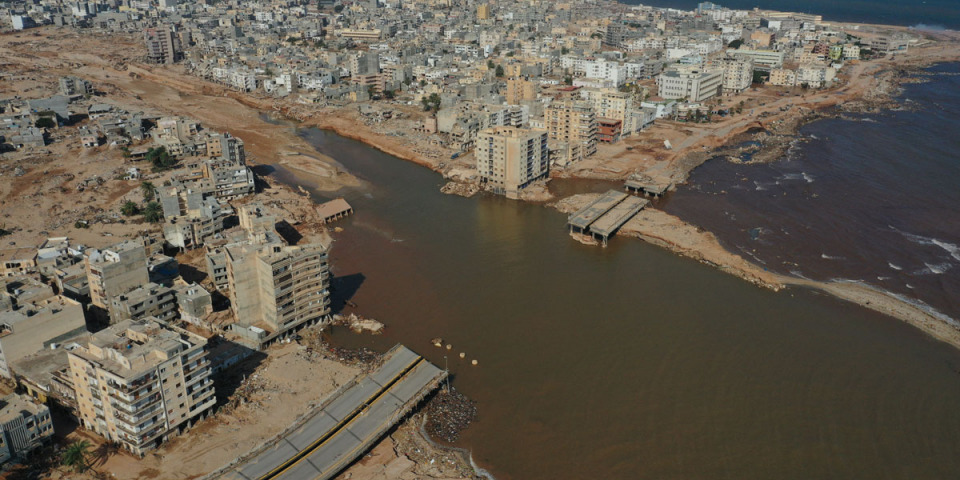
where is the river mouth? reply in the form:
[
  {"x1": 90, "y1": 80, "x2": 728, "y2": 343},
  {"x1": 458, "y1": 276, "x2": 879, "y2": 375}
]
[{"x1": 257, "y1": 124, "x2": 960, "y2": 480}]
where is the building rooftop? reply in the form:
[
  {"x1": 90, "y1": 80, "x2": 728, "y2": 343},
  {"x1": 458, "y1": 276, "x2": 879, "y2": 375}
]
[
  {"x1": 72, "y1": 319, "x2": 201, "y2": 381},
  {"x1": 0, "y1": 393, "x2": 46, "y2": 424}
]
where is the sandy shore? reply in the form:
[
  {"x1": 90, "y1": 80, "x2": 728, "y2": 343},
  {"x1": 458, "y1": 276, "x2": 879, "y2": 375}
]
[{"x1": 552, "y1": 193, "x2": 960, "y2": 350}]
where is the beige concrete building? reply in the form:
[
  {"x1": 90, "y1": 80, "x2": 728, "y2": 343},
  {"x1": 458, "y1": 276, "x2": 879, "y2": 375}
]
[
  {"x1": 545, "y1": 100, "x2": 598, "y2": 165},
  {"x1": 716, "y1": 55, "x2": 754, "y2": 94},
  {"x1": 225, "y1": 242, "x2": 331, "y2": 347},
  {"x1": 85, "y1": 241, "x2": 149, "y2": 318},
  {"x1": 769, "y1": 68, "x2": 796, "y2": 87},
  {"x1": 68, "y1": 319, "x2": 214, "y2": 456},
  {"x1": 0, "y1": 393, "x2": 53, "y2": 465},
  {"x1": 477, "y1": 3, "x2": 490, "y2": 20},
  {"x1": 505, "y1": 78, "x2": 538, "y2": 105},
  {"x1": 476, "y1": 126, "x2": 549, "y2": 199}
]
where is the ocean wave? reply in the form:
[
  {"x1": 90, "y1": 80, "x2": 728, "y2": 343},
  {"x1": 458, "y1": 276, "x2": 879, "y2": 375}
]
[
  {"x1": 888, "y1": 262, "x2": 903, "y2": 271},
  {"x1": 802, "y1": 172, "x2": 814, "y2": 183},
  {"x1": 921, "y1": 262, "x2": 953, "y2": 275},
  {"x1": 891, "y1": 227, "x2": 960, "y2": 262},
  {"x1": 821, "y1": 253, "x2": 845, "y2": 260}
]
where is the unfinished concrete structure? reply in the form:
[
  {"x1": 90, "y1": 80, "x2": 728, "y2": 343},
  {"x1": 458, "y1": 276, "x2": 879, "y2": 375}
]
[{"x1": 144, "y1": 27, "x2": 181, "y2": 64}]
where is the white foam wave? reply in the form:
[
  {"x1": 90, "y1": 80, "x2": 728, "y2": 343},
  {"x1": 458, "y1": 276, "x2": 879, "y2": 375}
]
[
  {"x1": 802, "y1": 172, "x2": 814, "y2": 183},
  {"x1": 821, "y1": 253, "x2": 844, "y2": 260},
  {"x1": 891, "y1": 227, "x2": 960, "y2": 263},
  {"x1": 932, "y1": 239, "x2": 960, "y2": 262},
  {"x1": 918, "y1": 262, "x2": 953, "y2": 275},
  {"x1": 888, "y1": 262, "x2": 903, "y2": 271}
]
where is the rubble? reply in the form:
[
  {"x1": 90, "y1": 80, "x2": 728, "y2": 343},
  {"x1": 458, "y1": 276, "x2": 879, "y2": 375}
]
[
  {"x1": 440, "y1": 181, "x2": 479, "y2": 198},
  {"x1": 331, "y1": 312, "x2": 384, "y2": 334},
  {"x1": 423, "y1": 387, "x2": 478, "y2": 444}
]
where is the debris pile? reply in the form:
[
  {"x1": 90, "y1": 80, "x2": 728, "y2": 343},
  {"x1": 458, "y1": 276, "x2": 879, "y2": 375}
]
[
  {"x1": 299, "y1": 326, "x2": 383, "y2": 370},
  {"x1": 424, "y1": 387, "x2": 477, "y2": 443},
  {"x1": 331, "y1": 313, "x2": 384, "y2": 334},
  {"x1": 440, "y1": 181, "x2": 479, "y2": 198}
]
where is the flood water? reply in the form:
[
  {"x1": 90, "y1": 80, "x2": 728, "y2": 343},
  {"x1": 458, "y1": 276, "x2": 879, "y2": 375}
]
[
  {"x1": 264, "y1": 126, "x2": 960, "y2": 480},
  {"x1": 665, "y1": 63, "x2": 960, "y2": 327}
]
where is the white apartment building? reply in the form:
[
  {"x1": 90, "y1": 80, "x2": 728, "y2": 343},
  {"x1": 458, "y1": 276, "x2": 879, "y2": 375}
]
[{"x1": 656, "y1": 66, "x2": 723, "y2": 102}]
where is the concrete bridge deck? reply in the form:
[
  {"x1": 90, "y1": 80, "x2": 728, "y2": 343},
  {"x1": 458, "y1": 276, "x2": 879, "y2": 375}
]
[
  {"x1": 567, "y1": 190, "x2": 628, "y2": 231},
  {"x1": 221, "y1": 345, "x2": 445, "y2": 480},
  {"x1": 589, "y1": 196, "x2": 649, "y2": 244}
]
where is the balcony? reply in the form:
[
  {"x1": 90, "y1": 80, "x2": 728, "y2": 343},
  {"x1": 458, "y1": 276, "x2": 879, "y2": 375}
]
[{"x1": 182, "y1": 358, "x2": 210, "y2": 376}]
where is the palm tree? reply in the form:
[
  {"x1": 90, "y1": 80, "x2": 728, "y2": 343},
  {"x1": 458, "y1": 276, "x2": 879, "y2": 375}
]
[
  {"x1": 62, "y1": 440, "x2": 91, "y2": 473},
  {"x1": 140, "y1": 181, "x2": 155, "y2": 202}
]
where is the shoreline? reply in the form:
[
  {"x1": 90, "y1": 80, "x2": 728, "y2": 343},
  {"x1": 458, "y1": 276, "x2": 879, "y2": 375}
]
[{"x1": 267, "y1": 34, "x2": 960, "y2": 350}]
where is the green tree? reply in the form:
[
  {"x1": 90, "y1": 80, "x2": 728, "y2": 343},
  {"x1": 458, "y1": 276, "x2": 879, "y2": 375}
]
[
  {"x1": 727, "y1": 39, "x2": 743, "y2": 49},
  {"x1": 563, "y1": 76, "x2": 573, "y2": 85},
  {"x1": 35, "y1": 117, "x2": 56, "y2": 129},
  {"x1": 421, "y1": 93, "x2": 442, "y2": 112},
  {"x1": 143, "y1": 202, "x2": 164, "y2": 223},
  {"x1": 146, "y1": 147, "x2": 177, "y2": 172},
  {"x1": 140, "y1": 181, "x2": 155, "y2": 201},
  {"x1": 752, "y1": 70, "x2": 768, "y2": 85},
  {"x1": 334, "y1": 4, "x2": 344, "y2": 12},
  {"x1": 120, "y1": 201, "x2": 140, "y2": 216},
  {"x1": 62, "y1": 440, "x2": 91, "y2": 473},
  {"x1": 487, "y1": 60, "x2": 495, "y2": 69},
  {"x1": 561, "y1": 46, "x2": 569, "y2": 55},
  {"x1": 495, "y1": 65, "x2": 504, "y2": 77}
]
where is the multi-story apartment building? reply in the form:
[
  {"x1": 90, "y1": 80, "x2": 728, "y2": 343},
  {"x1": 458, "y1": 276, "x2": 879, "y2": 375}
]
[
  {"x1": 144, "y1": 27, "x2": 181, "y2": 65},
  {"x1": 85, "y1": 241, "x2": 150, "y2": 319},
  {"x1": 656, "y1": 66, "x2": 723, "y2": 102},
  {"x1": 225, "y1": 242, "x2": 330, "y2": 348},
  {"x1": 68, "y1": 319, "x2": 214, "y2": 457},
  {"x1": 477, "y1": 3, "x2": 491, "y2": 20},
  {"x1": 505, "y1": 78, "x2": 538, "y2": 105},
  {"x1": 159, "y1": 184, "x2": 227, "y2": 249},
  {"x1": 716, "y1": 55, "x2": 754, "y2": 93},
  {"x1": 768, "y1": 68, "x2": 796, "y2": 87},
  {"x1": 204, "y1": 133, "x2": 245, "y2": 164},
  {"x1": 476, "y1": 126, "x2": 549, "y2": 199},
  {"x1": 109, "y1": 283, "x2": 178, "y2": 323},
  {"x1": 545, "y1": 100, "x2": 598, "y2": 165},
  {"x1": 0, "y1": 393, "x2": 53, "y2": 465}
]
